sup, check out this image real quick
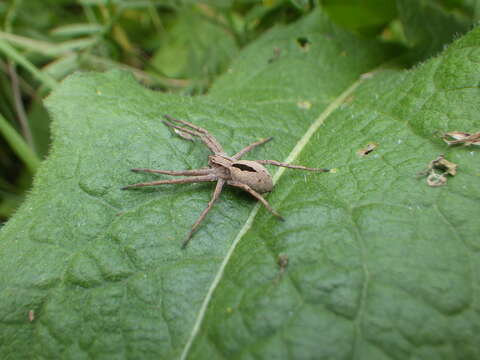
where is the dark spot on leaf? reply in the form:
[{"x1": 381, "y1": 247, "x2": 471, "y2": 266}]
[
  {"x1": 232, "y1": 163, "x2": 257, "y2": 172},
  {"x1": 277, "y1": 254, "x2": 288, "y2": 271},
  {"x1": 297, "y1": 37, "x2": 310, "y2": 49},
  {"x1": 274, "y1": 254, "x2": 289, "y2": 282}
]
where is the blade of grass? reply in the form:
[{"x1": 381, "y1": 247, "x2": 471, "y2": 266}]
[
  {"x1": 148, "y1": 0, "x2": 163, "y2": 32},
  {"x1": 4, "y1": 0, "x2": 21, "y2": 33},
  {"x1": 0, "y1": 40, "x2": 58, "y2": 90},
  {"x1": 0, "y1": 112, "x2": 40, "y2": 174},
  {"x1": 0, "y1": 32, "x2": 97, "y2": 57},
  {"x1": 50, "y1": 23, "x2": 103, "y2": 37}
]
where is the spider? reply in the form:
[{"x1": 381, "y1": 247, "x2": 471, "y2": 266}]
[{"x1": 122, "y1": 115, "x2": 330, "y2": 248}]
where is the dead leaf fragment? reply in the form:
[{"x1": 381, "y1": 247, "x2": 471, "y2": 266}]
[
  {"x1": 28, "y1": 310, "x2": 35, "y2": 322},
  {"x1": 357, "y1": 142, "x2": 378, "y2": 156},
  {"x1": 420, "y1": 154, "x2": 457, "y2": 187},
  {"x1": 426, "y1": 172, "x2": 448, "y2": 187},
  {"x1": 430, "y1": 154, "x2": 457, "y2": 176},
  {"x1": 443, "y1": 131, "x2": 480, "y2": 146}
]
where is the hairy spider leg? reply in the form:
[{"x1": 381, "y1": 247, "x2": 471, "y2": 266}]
[
  {"x1": 232, "y1": 137, "x2": 273, "y2": 160},
  {"x1": 131, "y1": 168, "x2": 211, "y2": 176},
  {"x1": 164, "y1": 115, "x2": 224, "y2": 152},
  {"x1": 255, "y1": 160, "x2": 330, "y2": 172},
  {"x1": 164, "y1": 115, "x2": 224, "y2": 154},
  {"x1": 121, "y1": 175, "x2": 217, "y2": 190},
  {"x1": 162, "y1": 120, "x2": 222, "y2": 155},
  {"x1": 227, "y1": 180, "x2": 284, "y2": 220},
  {"x1": 182, "y1": 179, "x2": 226, "y2": 248}
]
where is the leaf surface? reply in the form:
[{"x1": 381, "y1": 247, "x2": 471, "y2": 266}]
[
  {"x1": 150, "y1": 8, "x2": 238, "y2": 89},
  {"x1": 321, "y1": 0, "x2": 398, "y2": 34},
  {"x1": 397, "y1": 0, "x2": 471, "y2": 61},
  {"x1": 1, "y1": 9, "x2": 480, "y2": 360}
]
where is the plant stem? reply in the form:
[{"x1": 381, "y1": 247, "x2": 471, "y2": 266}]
[
  {"x1": 7, "y1": 62, "x2": 34, "y2": 149},
  {"x1": 0, "y1": 39, "x2": 58, "y2": 90},
  {"x1": 0, "y1": 113, "x2": 40, "y2": 174}
]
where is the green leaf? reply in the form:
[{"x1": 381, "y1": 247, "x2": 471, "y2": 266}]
[
  {"x1": 397, "y1": 0, "x2": 471, "y2": 61},
  {"x1": 321, "y1": 0, "x2": 398, "y2": 34},
  {"x1": 149, "y1": 8, "x2": 238, "y2": 90},
  {"x1": 1, "y1": 8, "x2": 480, "y2": 360}
]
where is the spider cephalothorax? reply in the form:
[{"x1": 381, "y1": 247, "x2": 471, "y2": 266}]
[{"x1": 122, "y1": 115, "x2": 330, "y2": 248}]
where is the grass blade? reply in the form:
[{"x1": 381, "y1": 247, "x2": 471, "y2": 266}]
[{"x1": 0, "y1": 113, "x2": 40, "y2": 174}]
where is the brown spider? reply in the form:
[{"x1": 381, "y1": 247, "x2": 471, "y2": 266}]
[{"x1": 122, "y1": 115, "x2": 330, "y2": 248}]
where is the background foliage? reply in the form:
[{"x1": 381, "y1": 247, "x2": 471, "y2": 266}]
[{"x1": 1, "y1": 1, "x2": 480, "y2": 359}]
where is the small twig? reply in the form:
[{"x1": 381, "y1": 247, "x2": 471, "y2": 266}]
[
  {"x1": 7, "y1": 61, "x2": 34, "y2": 149},
  {"x1": 0, "y1": 58, "x2": 35, "y2": 96},
  {"x1": 147, "y1": 0, "x2": 163, "y2": 33}
]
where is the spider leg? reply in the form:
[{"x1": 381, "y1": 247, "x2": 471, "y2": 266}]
[
  {"x1": 255, "y1": 160, "x2": 330, "y2": 172},
  {"x1": 182, "y1": 179, "x2": 225, "y2": 248},
  {"x1": 164, "y1": 115, "x2": 224, "y2": 154},
  {"x1": 163, "y1": 120, "x2": 222, "y2": 154},
  {"x1": 164, "y1": 114, "x2": 220, "y2": 142},
  {"x1": 232, "y1": 137, "x2": 273, "y2": 159},
  {"x1": 131, "y1": 168, "x2": 211, "y2": 176},
  {"x1": 227, "y1": 180, "x2": 284, "y2": 220},
  {"x1": 162, "y1": 120, "x2": 201, "y2": 139},
  {"x1": 121, "y1": 175, "x2": 216, "y2": 190}
]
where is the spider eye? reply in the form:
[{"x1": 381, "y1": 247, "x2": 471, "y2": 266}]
[{"x1": 232, "y1": 163, "x2": 257, "y2": 172}]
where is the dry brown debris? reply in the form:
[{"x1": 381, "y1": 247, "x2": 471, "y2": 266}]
[
  {"x1": 419, "y1": 154, "x2": 458, "y2": 187},
  {"x1": 442, "y1": 131, "x2": 480, "y2": 146},
  {"x1": 357, "y1": 142, "x2": 378, "y2": 156}
]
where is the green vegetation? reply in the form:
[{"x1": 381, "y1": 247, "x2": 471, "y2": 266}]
[
  {"x1": 1, "y1": 1, "x2": 479, "y2": 359},
  {"x1": 0, "y1": 0, "x2": 312, "y2": 220}
]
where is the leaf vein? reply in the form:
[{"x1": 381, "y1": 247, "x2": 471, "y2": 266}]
[{"x1": 179, "y1": 72, "x2": 374, "y2": 359}]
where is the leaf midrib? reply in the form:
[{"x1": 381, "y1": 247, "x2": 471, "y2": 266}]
[{"x1": 179, "y1": 71, "x2": 377, "y2": 359}]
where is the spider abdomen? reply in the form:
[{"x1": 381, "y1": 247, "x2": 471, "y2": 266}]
[{"x1": 229, "y1": 160, "x2": 273, "y2": 193}]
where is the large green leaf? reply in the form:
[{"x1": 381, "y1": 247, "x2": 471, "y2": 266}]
[
  {"x1": 397, "y1": 0, "x2": 471, "y2": 61},
  {"x1": 149, "y1": 7, "x2": 238, "y2": 90},
  {"x1": 321, "y1": 0, "x2": 398, "y2": 34},
  {"x1": 1, "y1": 8, "x2": 480, "y2": 360}
]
